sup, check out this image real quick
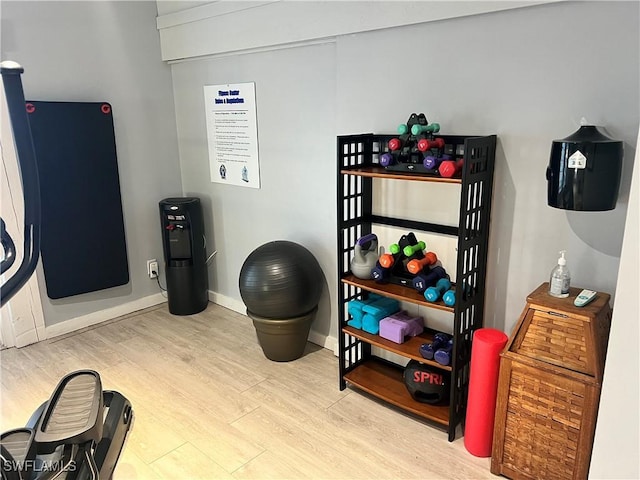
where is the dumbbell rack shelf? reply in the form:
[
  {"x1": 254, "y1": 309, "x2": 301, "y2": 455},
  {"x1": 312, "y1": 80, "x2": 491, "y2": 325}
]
[
  {"x1": 337, "y1": 133, "x2": 496, "y2": 441},
  {"x1": 340, "y1": 166, "x2": 463, "y2": 184},
  {"x1": 343, "y1": 325, "x2": 453, "y2": 371},
  {"x1": 342, "y1": 274, "x2": 456, "y2": 313}
]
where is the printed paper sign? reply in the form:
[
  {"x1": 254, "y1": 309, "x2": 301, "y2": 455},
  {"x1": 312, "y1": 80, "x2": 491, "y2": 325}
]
[{"x1": 204, "y1": 83, "x2": 260, "y2": 188}]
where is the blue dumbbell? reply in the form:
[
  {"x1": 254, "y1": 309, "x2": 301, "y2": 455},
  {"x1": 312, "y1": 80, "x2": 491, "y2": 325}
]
[
  {"x1": 412, "y1": 266, "x2": 447, "y2": 293},
  {"x1": 419, "y1": 332, "x2": 450, "y2": 361},
  {"x1": 434, "y1": 338, "x2": 454, "y2": 366},
  {"x1": 442, "y1": 289, "x2": 456, "y2": 306},
  {"x1": 443, "y1": 282, "x2": 472, "y2": 306},
  {"x1": 424, "y1": 278, "x2": 453, "y2": 302},
  {"x1": 371, "y1": 261, "x2": 390, "y2": 283}
]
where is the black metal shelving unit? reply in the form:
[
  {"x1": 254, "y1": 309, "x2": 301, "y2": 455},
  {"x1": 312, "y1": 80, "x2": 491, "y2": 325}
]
[{"x1": 337, "y1": 133, "x2": 496, "y2": 441}]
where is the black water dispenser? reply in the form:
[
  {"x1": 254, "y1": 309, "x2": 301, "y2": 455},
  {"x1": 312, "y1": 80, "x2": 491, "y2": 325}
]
[{"x1": 159, "y1": 197, "x2": 208, "y2": 315}]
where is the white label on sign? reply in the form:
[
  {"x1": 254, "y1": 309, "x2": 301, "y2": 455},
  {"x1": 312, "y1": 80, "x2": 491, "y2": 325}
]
[{"x1": 568, "y1": 150, "x2": 587, "y2": 169}]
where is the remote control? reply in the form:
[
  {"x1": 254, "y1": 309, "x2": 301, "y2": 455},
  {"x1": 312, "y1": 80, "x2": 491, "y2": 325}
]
[{"x1": 574, "y1": 289, "x2": 597, "y2": 307}]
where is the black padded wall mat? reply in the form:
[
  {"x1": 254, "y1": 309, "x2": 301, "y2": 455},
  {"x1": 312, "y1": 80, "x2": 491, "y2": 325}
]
[{"x1": 27, "y1": 101, "x2": 129, "y2": 299}]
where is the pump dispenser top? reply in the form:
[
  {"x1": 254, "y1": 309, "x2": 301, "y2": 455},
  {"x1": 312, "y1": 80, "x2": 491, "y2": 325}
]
[
  {"x1": 549, "y1": 250, "x2": 571, "y2": 298},
  {"x1": 558, "y1": 251, "x2": 567, "y2": 266}
]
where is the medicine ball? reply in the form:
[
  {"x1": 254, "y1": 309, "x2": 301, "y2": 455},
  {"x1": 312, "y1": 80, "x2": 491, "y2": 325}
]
[{"x1": 403, "y1": 360, "x2": 450, "y2": 405}]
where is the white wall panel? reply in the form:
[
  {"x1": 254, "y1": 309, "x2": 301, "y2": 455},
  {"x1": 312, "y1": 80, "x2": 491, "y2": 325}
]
[{"x1": 157, "y1": 1, "x2": 556, "y2": 61}]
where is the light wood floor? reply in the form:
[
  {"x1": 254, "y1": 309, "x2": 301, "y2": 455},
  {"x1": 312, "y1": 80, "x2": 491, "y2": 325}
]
[{"x1": 0, "y1": 303, "x2": 495, "y2": 479}]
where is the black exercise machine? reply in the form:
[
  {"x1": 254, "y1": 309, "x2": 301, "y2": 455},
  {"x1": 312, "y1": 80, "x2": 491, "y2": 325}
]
[
  {"x1": 1, "y1": 371, "x2": 133, "y2": 480},
  {"x1": 0, "y1": 63, "x2": 133, "y2": 479}
]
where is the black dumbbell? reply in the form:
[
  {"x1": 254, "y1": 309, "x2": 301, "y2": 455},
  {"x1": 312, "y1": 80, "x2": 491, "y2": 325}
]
[{"x1": 412, "y1": 265, "x2": 447, "y2": 293}]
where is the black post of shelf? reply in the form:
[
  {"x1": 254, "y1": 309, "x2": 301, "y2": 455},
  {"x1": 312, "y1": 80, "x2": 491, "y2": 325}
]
[
  {"x1": 337, "y1": 134, "x2": 375, "y2": 389},
  {"x1": 449, "y1": 134, "x2": 497, "y2": 440}
]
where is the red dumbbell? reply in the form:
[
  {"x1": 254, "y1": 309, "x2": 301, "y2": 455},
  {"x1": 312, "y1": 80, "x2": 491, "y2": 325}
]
[
  {"x1": 388, "y1": 138, "x2": 402, "y2": 151},
  {"x1": 440, "y1": 158, "x2": 464, "y2": 178},
  {"x1": 406, "y1": 252, "x2": 438, "y2": 275},
  {"x1": 417, "y1": 137, "x2": 445, "y2": 152}
]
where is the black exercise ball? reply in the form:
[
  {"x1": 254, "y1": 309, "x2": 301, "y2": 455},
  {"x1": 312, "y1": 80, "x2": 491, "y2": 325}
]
[{"x1": 239, "y1": 241, "x2": 323, "y2": 319}]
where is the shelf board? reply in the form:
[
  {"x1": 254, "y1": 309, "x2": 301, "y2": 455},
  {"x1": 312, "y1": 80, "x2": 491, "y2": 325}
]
[
  {"x1": 342, "y1": 326, "x2": 452, "y2": 371},
  {"x1": 343, "y1": 358, "x2": 450, "y2": 426},
  {"x1": 341, "y1": 275, "x2": 455, "y2": 313},
  {"x1": 340, "y1": 166, "x2": 462, "y2": 184}
]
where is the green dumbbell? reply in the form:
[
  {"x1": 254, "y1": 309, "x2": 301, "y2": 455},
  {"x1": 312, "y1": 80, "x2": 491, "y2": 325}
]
[
  {"x1": 403, "y1": 241, "x2": 426, "y2": 258},
  {"x1": 411, "y1": 123, "x2": 440, "y2": 136}
]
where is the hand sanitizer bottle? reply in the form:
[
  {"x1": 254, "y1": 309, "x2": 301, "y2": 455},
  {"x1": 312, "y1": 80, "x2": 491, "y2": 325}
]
[{"x1": 549, "y1": 250, "x2": 571, "y2": 298}]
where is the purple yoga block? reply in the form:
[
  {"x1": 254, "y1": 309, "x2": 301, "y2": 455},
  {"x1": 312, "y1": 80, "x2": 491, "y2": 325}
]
[{"x1": 379, "y1": 311, "x2": 424, "y2": 344}]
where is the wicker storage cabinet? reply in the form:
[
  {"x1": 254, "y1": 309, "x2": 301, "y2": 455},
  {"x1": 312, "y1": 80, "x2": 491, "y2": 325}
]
[{"x1": 491, "y1": 283, "x2": 612, "y2": 480}]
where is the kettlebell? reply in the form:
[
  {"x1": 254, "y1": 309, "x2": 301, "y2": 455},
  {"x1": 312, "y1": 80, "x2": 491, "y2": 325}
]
[{"x1": 351, "y1": 234, "x2": 383, "y2": 279}]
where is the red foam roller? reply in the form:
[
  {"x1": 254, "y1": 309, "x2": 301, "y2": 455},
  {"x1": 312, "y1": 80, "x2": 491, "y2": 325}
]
[{"x1": 464, "y1": 328, "x2": 508, "y2": 457}]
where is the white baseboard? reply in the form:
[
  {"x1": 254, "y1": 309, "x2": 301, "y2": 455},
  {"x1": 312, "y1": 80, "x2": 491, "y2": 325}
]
[
  {"x1": 207, "y1": 290, "x2": 246, "y2": 315},
  {"x1": 308, "y1": 330, "x2": 338, "y2": 354},
  {"x1": 45, "y1": 293, "x2": 166, "y2": 339},
  {"x1": 42, "y1": 290, "x2": 338, "y2": 352},
  {"x1": 208, "y1": 290, "x2": 337, "y2": 353}
]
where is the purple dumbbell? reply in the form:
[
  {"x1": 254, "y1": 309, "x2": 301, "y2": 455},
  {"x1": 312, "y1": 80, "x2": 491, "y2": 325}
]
[
  {"x1": 380, "y1": 153, "x2": 394, "y2": 167},
  {"x1": 419, "y1": 332, "x2": 450, "y2": 360},
  {"x1": 434, "y1": 338, "x2": 454, "y2": 366},
  {"x1": 423, "y1": 154, "x2": 452, "y2": 170}
]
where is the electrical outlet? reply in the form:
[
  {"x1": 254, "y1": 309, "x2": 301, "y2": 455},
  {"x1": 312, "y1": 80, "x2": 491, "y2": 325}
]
[{"x1": 147, "y1": 259, "x2": 158, "y2": 279}]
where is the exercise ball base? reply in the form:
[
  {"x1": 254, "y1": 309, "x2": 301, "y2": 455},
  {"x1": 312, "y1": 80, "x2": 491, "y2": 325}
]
[{"x1": 248, "y1": 307, "x2": 317, "y2": 362}]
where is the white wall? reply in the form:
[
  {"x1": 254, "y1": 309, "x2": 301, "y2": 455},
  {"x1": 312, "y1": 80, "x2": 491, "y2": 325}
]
[
  {"x1": 168, "y1": 0, "x2": 638, "y2": 346},
  {"x1": 156, "y1": 1, "x2": 557, "y2": 61},
  {"x1": 171, "y1": 42, "x2": 337, "y2": 345},
  {"x1": 590, "y1": 129, "x2": 639, "y2": 478},
  {"x1": 1, "y1": 1, "x2": 183, "y2": 326},
  {"x1": 334, "y1": 1, "x2": 639, "y2": 334}
]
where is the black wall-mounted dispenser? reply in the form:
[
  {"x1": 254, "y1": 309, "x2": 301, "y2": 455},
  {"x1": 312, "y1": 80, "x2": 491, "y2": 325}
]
[
  {"x1": 546, "y1": 125, "x2": 623, "y2": 211},
  {"x1": 159, "y1": 197, "x2": 209, "y2": 315}
]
